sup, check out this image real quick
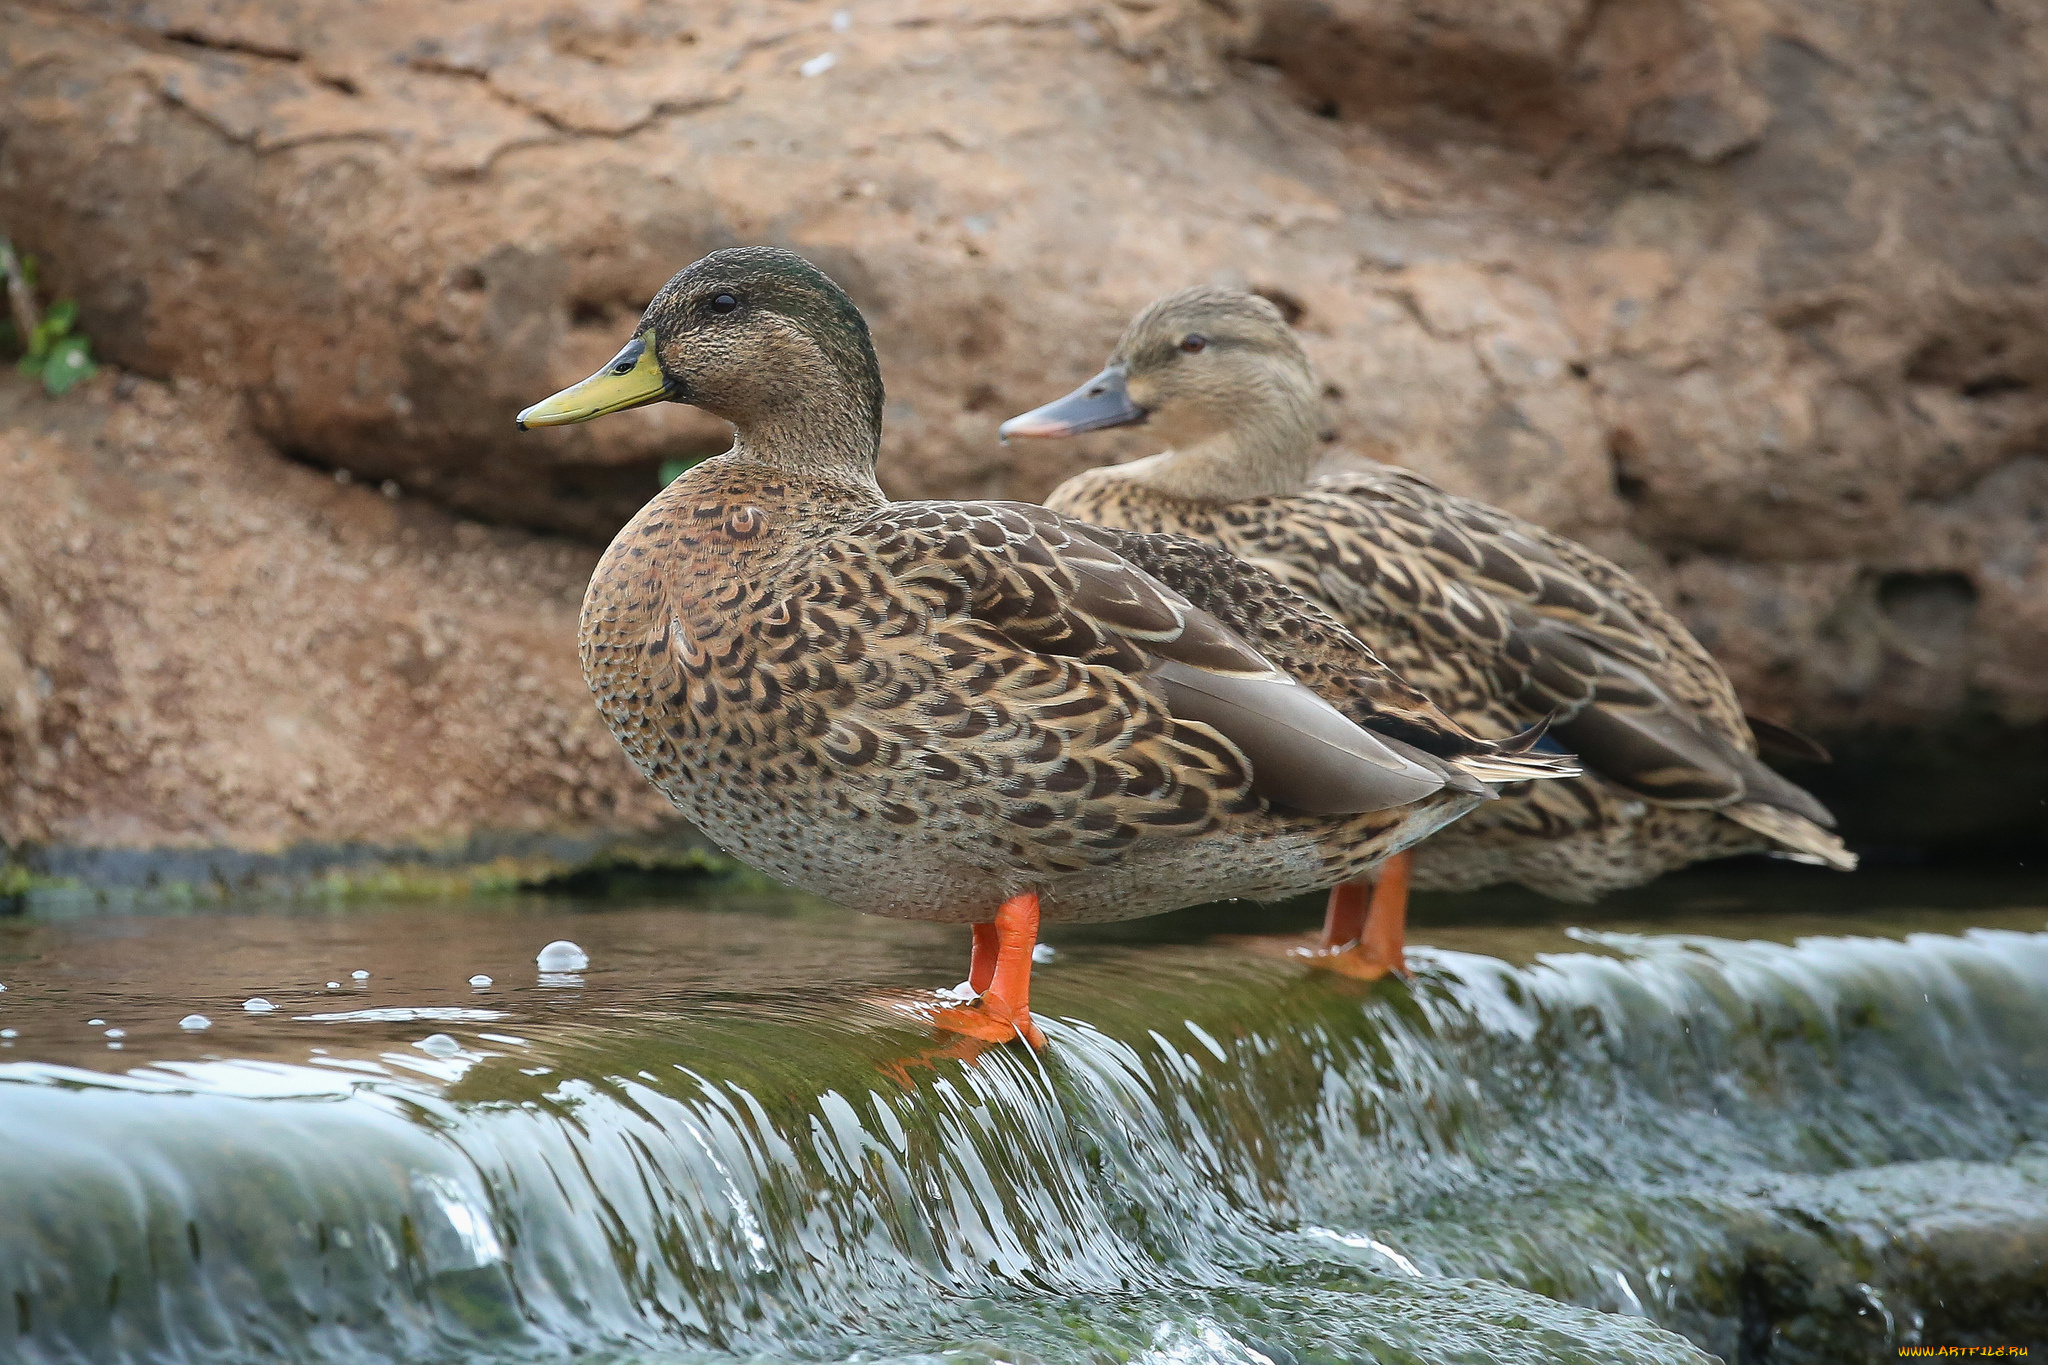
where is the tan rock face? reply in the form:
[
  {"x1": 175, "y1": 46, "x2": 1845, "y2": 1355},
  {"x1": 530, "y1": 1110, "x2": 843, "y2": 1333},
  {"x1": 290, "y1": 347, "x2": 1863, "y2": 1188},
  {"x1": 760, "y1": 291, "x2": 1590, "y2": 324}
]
[
  {"x1": 1, "y1": 0, "x2": 2043, "y2": 856},
  {"x1": 0, "y1": 374, "x2": 675, "y2": 853}
]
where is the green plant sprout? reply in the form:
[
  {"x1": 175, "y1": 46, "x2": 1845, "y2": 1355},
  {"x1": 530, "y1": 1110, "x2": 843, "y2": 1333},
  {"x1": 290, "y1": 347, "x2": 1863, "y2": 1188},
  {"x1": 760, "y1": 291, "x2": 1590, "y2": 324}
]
[
  {"x1": 660, "y1": 456, "x2": 706, "y2": 486},
  {"x1": 1, "y1": 234, "x2": 98, "y2": 396}
]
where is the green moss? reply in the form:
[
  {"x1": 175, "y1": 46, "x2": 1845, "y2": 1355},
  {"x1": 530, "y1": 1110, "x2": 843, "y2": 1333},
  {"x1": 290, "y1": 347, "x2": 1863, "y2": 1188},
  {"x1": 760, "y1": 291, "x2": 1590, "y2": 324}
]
[
  {"x1": 517, "y1": 845, "x2": 773, "y2": 897},
  {"x1": 0, "y1": 864, "x2": 78, "y2": 916},
  {"x1": 3, "y1": 832, "x2": 786, "y2": 913}
]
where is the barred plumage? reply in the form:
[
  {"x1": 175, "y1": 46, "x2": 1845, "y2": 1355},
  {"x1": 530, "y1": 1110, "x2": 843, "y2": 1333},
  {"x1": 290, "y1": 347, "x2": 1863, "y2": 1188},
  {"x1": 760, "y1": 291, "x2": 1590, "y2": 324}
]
[
  {"x1": 523, "y1": 249, "x2": 1575, "y2": 1044},
  {"x1": 1009, "y1": 285, "x2": 1853, "y2": 902}
]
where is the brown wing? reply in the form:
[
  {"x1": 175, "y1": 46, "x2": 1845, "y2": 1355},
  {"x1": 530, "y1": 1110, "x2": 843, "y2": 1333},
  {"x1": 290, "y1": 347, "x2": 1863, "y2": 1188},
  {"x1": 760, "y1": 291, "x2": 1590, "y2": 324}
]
[
  {"x1": 1341, "y1": 468, "x2": 1751, "y2": 730},
  {"x1": 1066, "y1": 521, "x2": 1527, "y2": 771},
  {"x1": 833, "y1": 500, "x2": 1454, "y2": 819},
  {"x1": 1235, "y1": 468, "x2": 1830, "y2": 824}
]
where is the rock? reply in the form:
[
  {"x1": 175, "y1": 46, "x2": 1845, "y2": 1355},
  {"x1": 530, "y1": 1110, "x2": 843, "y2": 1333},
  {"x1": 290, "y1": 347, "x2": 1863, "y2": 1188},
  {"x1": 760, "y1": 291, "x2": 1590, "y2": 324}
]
[
  {"x1": 0, "y1": 371, "x2": 677, "y2": 861},
  {"x1": 1, "y1": 0, "x2": 2044, "y2": 858},
  {"x1": 1699, "y1": 1155, "x2": 2048, "y2": 1360}
]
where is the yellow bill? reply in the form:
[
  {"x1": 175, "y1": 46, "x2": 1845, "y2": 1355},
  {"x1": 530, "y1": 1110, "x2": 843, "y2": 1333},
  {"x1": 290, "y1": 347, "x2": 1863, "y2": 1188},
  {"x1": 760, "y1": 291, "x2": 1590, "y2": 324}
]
[{"x1": 516, "y1": 330, "x2": 669, "y2": 429}]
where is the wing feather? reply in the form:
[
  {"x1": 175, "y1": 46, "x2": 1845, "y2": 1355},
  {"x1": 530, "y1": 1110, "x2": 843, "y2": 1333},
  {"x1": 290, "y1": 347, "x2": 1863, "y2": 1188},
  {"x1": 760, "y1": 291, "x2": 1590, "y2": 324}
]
[
  {"x1": 831, "y1": 501, "x2": 1478, "y2": 818},
  {"x1": 1233, "y1": 469, "x2": 1816, "y2": 819}
]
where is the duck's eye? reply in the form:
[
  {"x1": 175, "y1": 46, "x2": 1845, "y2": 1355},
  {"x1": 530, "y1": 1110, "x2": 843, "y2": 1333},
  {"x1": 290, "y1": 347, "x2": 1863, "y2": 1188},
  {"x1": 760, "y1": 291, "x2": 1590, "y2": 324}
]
[
  {"x1": 1180, "y1": 334, "x2": 1208, "y2": 354},
  {"x1": 709, "y1": 293, "x2": 740, "y2": 315}
]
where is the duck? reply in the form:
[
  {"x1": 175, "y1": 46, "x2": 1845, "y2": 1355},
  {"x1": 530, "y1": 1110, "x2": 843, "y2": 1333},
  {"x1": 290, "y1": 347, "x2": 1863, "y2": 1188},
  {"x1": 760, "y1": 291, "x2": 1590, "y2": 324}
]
[
  {"x1": 1000, "y1": 286, "x2": 1854, "y2": 979},
  {"x1": 517, "y1": 248, "x2": 1576, "y2": 1047}
]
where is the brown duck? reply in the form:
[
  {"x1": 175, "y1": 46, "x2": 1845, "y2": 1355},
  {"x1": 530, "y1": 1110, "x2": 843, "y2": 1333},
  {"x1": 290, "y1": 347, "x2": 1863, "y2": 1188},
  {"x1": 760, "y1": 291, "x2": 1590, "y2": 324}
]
[
  {"x1": 1002, "y1": 287, "x2": 1854, "y2": 980},
  {"x1": 517, "y1": 249, "x2": 1574, "y2": 1047}
]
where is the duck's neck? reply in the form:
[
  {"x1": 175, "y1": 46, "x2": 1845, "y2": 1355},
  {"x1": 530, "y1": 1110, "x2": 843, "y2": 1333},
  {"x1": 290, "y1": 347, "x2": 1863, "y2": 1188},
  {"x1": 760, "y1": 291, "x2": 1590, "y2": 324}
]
[
  {"x1": 726, "y1": 353, "x2": 887, "y2": 495},
  {"x1": 1115, "y1": 392, "x2": 1320, "y2": 506}
]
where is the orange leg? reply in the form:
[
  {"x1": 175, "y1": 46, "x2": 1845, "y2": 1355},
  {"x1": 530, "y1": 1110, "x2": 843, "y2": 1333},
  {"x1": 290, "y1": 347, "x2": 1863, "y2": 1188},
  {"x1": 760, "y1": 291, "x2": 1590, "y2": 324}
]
[
  {"x1": 1322, "y1": 878, "x2": 1368, "y2": 950},
  {"x1": 927, "y1": 892, "x2": 1047, "y2": 1049},
  {"x1": 1359, "y1": 850, "x2": 1411, "y2": 978},
  {"x1": 968, "y1": 921, "x2": 1000, "y2": 994},
  {"x1": 1309, "y1": 850, "x2": 1412, "y2": 981}
]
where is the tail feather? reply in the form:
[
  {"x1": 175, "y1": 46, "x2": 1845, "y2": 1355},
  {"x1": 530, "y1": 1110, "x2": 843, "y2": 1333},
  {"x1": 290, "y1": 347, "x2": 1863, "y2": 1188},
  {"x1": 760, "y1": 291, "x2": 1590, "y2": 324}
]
[
  {"x1": 1372, "y1": 727, "x2": 1581, "y2": 797},
  {"x1": 1453, "y1": 746, "x2": 1583, "y2": 788},
  {"x1": 1414, "y1": 711, "x2": 1582, "y2": 787},
  {"x1": 1746, "y1": 713, "x2": 1833, "y2": 764},
  {"x1": 1724, "y1": 802, "x2": 1858, "y2": 871}
]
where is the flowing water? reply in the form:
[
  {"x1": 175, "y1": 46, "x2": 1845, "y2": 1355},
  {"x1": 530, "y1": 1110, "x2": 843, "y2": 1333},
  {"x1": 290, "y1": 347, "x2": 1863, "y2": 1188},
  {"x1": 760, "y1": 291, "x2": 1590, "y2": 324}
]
[{"x1": 0, "y1": 868, "x2": 2044, "y2": 1364}]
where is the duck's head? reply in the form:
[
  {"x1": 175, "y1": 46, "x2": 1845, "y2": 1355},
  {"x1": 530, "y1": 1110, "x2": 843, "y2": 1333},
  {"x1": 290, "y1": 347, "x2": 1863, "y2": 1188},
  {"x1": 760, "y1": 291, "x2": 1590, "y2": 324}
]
[
  {"x1": 1000, "y1": 287, "x2": 1321, "y2": 501},
  {"x1": 517, "y1": 246, "x2": 884, "y2": 479}
]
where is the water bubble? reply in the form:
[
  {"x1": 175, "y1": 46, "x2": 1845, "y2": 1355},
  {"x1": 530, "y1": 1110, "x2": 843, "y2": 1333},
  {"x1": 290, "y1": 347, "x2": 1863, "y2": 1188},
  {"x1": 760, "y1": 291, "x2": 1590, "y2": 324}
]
[
  {"x1": 104, "y1": 1028, "x2": 125, "y2": 1039},
  {"x1": 327, "y1": 982, "x2": 341, "y2": 989},
  {"x1": 351, "y1": 970, "x2": 370, "y2": 981},
  {"x1": 243, "y1": 998, "x2": 275, "y2": 1013},
  {"x1": 415, "y1": 1033, "x2": 461, "y2": 1058},
  {"x1": 799, "y1": 51, "x2": 837, "y2": 77},
  {"x1": 536, "y1": 941, "x2": 589, "y2": 972},
  {"x1": 179, "y1": 1015, "x2": 211, "y2": 1030},
  {"x1": 0, "y1": 1028, "x2": 16, "y2": 1038},
  {"x1": 1032, "y1": 943, "x2": 1058, "y2": 964},
  {"x1": 468, "y1": 974, "x2": 493, "y2": 988},
  {"x1": 88, "y1": 1018, "x2": 106, "y2": 1026},
  {"x1": 831, "y1": 8, "x2": 851, "y2": 29}
]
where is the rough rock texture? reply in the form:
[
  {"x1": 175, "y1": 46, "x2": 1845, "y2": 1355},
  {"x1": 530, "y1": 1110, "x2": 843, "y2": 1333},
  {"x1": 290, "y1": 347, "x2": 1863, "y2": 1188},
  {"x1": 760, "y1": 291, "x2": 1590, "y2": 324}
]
[
  {"x1": 0, "y1": 372, "x2": 676, "y2": 859},
  {"x1": 1, "y1": 0, "x2": 2044, "y2": 858}
]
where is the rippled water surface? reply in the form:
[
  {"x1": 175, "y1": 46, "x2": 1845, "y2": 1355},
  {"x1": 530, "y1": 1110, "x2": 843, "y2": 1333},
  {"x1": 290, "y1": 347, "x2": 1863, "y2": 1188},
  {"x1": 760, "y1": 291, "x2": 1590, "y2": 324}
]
[{"x1": 1, "y1": 869, "x2": 2045, "y2": 1363}]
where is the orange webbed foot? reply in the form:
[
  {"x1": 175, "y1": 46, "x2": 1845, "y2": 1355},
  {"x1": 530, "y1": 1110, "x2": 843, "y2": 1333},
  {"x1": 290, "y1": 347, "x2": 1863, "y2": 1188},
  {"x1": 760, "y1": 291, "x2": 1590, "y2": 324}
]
[
  {"x1": 869, "y1": 988, "x2": 1044, "y2": 1084},
  {"x1": 870, "y1": 891, "x2": 1050, "y2": 1065},
  {"x1": 1298, "y1": 852, "x2": 1413, "y2": 983},
  {"x1": 1298, "y1": 942, "x2": 1410, "y2": 982},
  {"x1": 927, "y1": 993, "x2": 1047, "y2": 1050}
]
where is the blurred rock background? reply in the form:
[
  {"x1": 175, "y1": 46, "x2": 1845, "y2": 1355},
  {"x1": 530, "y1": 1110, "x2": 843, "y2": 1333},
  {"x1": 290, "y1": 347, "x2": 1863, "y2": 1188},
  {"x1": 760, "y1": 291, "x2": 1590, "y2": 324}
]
[{"x1": 1, "y1": 0, "x2": 2043, "y2": 880}]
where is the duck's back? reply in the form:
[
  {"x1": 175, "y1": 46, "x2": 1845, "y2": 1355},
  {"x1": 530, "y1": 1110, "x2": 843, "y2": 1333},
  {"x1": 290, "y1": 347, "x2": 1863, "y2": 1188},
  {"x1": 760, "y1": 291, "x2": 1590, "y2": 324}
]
[
  {"x1": 1284, "y1": 467, "x2": 1745, "y2": 731},
  {"x1": 1047, "y1": 462, "x2": 1853, "y2": 898}
]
